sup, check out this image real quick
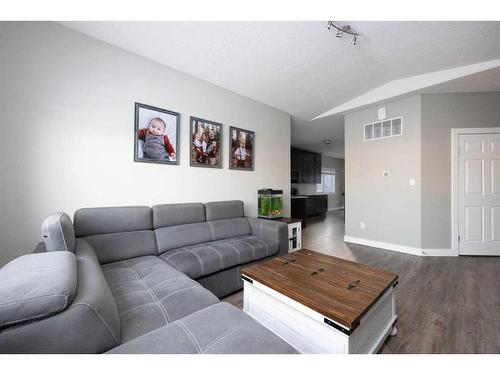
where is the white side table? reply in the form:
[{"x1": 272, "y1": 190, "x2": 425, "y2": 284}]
[{"x1": 274, "y1": 218, "x2": 302, "y2": 253}]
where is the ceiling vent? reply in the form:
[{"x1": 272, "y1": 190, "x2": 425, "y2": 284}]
[{"x1": 364, "y1": 117, "x2": 403, "y2": 141}]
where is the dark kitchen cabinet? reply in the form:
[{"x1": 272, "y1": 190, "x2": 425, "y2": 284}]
[
  {"x1": 291, "y1": 197, "x2": 307, "y2": 227},
  {"x1": 305, "y1": 194, "x2": 328, "y2": 216},
  {"x1": 305, "y1": 152, "x2": 314, "y2": 183},
  {"x1": 291, "y1": 147, "x2": 322, "y2": 183},
  {"x1": 291, "y1": 149, "x2": 299, "y2": 183},
  {"x1": 315, "y1": 153, "x2": 322, "y2": 183}
]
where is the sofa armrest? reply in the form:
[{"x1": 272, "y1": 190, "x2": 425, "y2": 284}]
[{"x1": 247, "y1": 217, "x2": 288, "y2": 256}]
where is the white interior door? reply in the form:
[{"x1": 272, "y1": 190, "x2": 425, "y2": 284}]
[{"x1": 458, "y1": 133, "x2": 500, "y2": 255}]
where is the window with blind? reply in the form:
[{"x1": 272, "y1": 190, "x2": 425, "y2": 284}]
[{"x1": 316, "y1": 168, "x2": 336, "y2": 194}]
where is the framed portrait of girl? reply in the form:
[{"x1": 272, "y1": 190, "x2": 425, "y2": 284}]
[{"x1": 229, "y1": 126, "x2": 254, "y2": 171}]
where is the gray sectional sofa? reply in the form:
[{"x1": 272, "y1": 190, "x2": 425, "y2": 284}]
[{"x1": 0, "y1": 200, "x2": 296, "y2": 354}]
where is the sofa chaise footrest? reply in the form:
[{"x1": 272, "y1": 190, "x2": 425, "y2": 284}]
[{"x1": 107, "y1": 302, "x2": 297, "y2": 354}]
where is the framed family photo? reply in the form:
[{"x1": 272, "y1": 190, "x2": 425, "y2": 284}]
[
  {"x1": 190, "y1": 117, "x2": 223, "y2": 168},
  {"x1": 229, "y1": 126, "x2": 254, "y2": 171},
  {"x1": 134, "y1": 102, "x2": 180, "y2": 165}
]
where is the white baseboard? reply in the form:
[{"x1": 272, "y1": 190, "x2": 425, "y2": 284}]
[
  {"x1": 421, "y1": 248, "x2": 458, "y2": 257},
  {"x1": 328, "y1": 207, "x2": 344, "y2": 211},
  {"x1": 344, "y1": 236, "x2": 422, "y2": 256},
  {"x1": 344, "y1": 236, "x2": 457, "y2": 257}
]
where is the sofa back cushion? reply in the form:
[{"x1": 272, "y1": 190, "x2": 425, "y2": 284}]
[
  {"x1": 155, "y1": 218, "x2": 252, "y2": 254},
  {"x1": 152, "y1": 203, "x2": 205, "y2": 229},
  {"x1": 74, "y1": 206, "x2": 152, "y2": 237},
  {"x1": 74, "y1": 206, "x2": 156, "y2": 264},
  {"x1": 41, "y1": 212, "x2": 76, "y2": 252},
  {"x1": 205, "y1": 200, "x2": 244, "y2": 221},
  {"x1": 155, "y1": 222, "x2": 213, "y2": 254},
  {"x1": 0, "y1": 252, "x2": 77, "y2": 329},
  {"x1": 82, "y1": 231, "x2": 157, "y2": 264},
  {"x1": 210, "y1": 217, "x2": 251, "y2": 241},
  {"x1": 0, "y1": 241, "x2": 121, "y2": 353}
]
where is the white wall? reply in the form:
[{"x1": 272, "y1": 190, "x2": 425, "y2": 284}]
[
  {"x1": 0, "y1": 22, "x2": 291, "y2": 266},
  {"x1": 344, "y1": 95, "x2": 422, "y2": 248}
]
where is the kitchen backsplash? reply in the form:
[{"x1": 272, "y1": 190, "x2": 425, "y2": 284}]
[{"x1": 291, "y1": 183, "x2": 318, "y2": 195}]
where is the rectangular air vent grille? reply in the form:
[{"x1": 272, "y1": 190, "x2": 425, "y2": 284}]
[{"x1": 364, "y1": 117, "x2": 403, "y2": 141}]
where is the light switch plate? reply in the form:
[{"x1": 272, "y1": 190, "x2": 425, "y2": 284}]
[{"x1": 409, "y1": 178, "x2": 416, "y2": 186}]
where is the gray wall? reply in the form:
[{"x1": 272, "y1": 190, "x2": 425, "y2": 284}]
[
  {"x1": 345, "y1": 92, "x2": 500, "y2": 251},
  {"x1": 421, "y1": 92, "x2": 500, "y2": 249},
  {"x1": 345, "y1": 95, "x2": 422, "y2": 248},
  {"x1": 0, "y1": 22, "x2": 291, "y2": 266}
]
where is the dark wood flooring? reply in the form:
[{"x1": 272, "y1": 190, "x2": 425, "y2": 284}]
[{"x1": 222, "y1": 210, "x2": 500, "y2": 354}]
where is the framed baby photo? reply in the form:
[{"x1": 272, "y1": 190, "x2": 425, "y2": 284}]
[
  {"x1": 229, "y1": 126, "x2": 255, "y2": 171},
  {"x1": 190, "y1": 116, "x2": 223, "y2": 168},
  {"x1": 134, "y1": 102, "x2": 180, "y2": 165}
]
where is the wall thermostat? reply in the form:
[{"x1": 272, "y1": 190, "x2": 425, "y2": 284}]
[{"x1": 378, "y1": 107, "x2": 386, "y2": 120}]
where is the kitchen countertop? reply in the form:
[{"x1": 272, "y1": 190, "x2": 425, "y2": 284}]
[{"x1": 291, "y1": 194, "x2": 327, "y2": 198}]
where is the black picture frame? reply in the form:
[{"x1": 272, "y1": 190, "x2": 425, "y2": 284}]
[
  {"x1": 134, "y1": 102, "x2": 180, "y2": 165},
  {"x1": 229, "y1": 126, "x2": 255, "y2": 171},
  {"x1": 190, "y1": 116, "x2": 223, "y2": 169}
]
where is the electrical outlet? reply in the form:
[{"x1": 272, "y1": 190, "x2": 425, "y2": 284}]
[{"x1": 360, "y1": 222, "x2": 366, "y2": 230}]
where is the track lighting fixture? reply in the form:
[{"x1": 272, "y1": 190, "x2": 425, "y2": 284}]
[{"x1": 326, "y1": 21, "x2": 359, "y2": 46}]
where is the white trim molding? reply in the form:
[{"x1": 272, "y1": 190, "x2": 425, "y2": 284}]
[
  {"x1": 344, "y1": 236, "x2": 457, "y2": 257},
  {"x1": 421, "y1": 249, "x2": 458, "y2": 257},
  {"x1": 314, "y1": 59, "x2": 500, "y2": 120},
  {"x1": 344, "y1": 236, "x2": 422, "y2": 256},
  {"x1": 451, "y1": 127, "x2": 500, "y2": 256}
]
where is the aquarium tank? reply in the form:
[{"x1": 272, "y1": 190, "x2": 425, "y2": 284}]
[{"x1": 258, "y1": 189, "x2": 283, "y2": 219}]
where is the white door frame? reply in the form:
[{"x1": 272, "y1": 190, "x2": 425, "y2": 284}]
[{"x1": 451, "y1": 127, "x2": 500, "y2": 255}]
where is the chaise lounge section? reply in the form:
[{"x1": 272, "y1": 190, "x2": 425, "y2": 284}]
[{"x1": 0, "y1": 200, "x2": 295, "y2": 354}]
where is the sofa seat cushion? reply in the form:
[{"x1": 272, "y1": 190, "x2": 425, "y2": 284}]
[
  {"x1": 159, "y1": 235, "x2": 279, "y2": 279},
  {"x1": 101, "y1": 256, "x2": 219, "y2": 343},
  {"x1": 107, "y1": 302, "x2": 298, "y2": 354}
]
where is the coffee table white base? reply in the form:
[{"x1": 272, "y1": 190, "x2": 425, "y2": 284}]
[{"x1": 243, "y1": 279, "x2": 397, "y2": 354}]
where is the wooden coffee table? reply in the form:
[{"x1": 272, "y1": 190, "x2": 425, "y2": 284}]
[{"x1": 241, "y1": 249, "x2": 398, "y2": 354}]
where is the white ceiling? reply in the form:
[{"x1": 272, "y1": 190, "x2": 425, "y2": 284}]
[{"x1": 60, "y1": 21, "x2": 500, "y2": 157}]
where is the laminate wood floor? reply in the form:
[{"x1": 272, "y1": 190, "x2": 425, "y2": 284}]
[{"x1": 222, "y1": 210, "x2": 500, "y2": 354}]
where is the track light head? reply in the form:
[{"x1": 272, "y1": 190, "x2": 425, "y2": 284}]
[{"x1": 326, "y1": 21, "x2": 359, "y2": 46}]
